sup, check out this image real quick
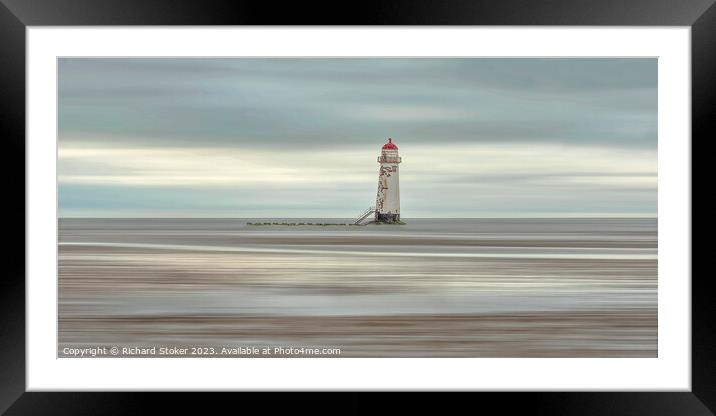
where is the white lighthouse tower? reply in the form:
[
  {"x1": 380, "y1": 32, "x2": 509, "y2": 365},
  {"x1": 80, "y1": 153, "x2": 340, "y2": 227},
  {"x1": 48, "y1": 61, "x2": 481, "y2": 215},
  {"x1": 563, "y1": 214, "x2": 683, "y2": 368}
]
[{"x1": 375, "y1": 138, "x2": 402, "y2": 223}]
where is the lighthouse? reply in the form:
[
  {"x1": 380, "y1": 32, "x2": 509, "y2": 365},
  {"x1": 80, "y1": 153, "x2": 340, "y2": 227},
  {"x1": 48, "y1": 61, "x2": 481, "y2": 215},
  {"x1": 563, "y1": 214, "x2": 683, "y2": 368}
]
[{"x1": 375, "y1": 138, "x2": 402, "y2": 223}]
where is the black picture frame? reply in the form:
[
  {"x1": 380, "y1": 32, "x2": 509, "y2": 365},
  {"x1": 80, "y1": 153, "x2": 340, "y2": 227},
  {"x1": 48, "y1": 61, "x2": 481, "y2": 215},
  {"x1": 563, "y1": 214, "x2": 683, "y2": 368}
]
[{"x1": 0, "y1": 0, "x2": 709, "y2": 413}]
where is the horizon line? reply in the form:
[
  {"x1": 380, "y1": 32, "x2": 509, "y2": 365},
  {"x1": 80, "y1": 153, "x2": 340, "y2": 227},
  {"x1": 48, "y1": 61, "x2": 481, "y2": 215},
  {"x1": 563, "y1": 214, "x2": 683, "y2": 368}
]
[{"x1": 57, "y1": 215, "x2": 658, "y2": 220}]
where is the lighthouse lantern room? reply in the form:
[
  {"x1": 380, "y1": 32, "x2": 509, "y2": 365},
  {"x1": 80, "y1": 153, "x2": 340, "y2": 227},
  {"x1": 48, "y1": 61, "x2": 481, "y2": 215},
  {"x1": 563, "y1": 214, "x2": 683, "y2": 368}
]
[{"x1": 375, "y1": 138, "x2": 402, "y2": 223}]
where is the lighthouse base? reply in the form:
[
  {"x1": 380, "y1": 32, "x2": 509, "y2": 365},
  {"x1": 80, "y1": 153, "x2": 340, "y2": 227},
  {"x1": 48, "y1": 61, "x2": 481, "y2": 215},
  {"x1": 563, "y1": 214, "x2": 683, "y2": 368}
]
[{"x1": 375, "y1": 213, "x2": 401, "y2": 223}]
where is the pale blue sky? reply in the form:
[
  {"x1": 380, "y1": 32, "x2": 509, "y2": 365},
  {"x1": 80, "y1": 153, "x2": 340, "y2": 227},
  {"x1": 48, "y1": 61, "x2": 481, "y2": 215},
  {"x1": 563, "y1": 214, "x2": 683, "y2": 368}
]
[{"x1": 58, "y1": 58, "x2": 657, "y2": 218}]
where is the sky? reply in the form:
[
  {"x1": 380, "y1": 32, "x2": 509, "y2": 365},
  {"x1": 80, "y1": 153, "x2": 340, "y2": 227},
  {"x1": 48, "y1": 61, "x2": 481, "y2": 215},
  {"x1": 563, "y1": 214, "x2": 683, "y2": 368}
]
[{"x1": 58, "y1": 58, "x2": 657, "y2": 218}]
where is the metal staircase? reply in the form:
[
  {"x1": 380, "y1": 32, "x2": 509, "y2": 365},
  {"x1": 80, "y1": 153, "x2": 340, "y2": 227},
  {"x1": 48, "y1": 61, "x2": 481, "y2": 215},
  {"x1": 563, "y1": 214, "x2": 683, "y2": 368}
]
[{"x1": 354, "y1": 206, "x2": 376, "y2": 225}]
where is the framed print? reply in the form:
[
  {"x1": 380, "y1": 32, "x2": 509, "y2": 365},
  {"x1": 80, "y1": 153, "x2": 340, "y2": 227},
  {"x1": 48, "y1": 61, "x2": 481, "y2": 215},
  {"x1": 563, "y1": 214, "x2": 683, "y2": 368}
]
[{"x1": 1, "y1": 0, "x2": 711, "y2": 414}]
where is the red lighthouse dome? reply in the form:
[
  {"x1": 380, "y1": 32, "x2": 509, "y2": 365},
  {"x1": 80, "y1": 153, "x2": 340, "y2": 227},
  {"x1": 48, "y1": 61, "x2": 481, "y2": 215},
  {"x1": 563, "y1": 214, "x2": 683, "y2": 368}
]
[{"x1": 382, "y1": 138, "x2": 398, "y2": 150}]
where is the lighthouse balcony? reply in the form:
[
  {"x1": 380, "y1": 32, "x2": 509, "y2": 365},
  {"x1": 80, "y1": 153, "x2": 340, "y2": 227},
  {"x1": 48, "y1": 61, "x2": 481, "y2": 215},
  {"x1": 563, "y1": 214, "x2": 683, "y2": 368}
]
[{"x1": 378, "y1": 156, "x2": 402, "y2": 163}]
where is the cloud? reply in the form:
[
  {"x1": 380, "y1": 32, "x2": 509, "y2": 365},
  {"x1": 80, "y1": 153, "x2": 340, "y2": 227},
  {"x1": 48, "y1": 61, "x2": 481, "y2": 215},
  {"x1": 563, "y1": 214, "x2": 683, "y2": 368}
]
[
  {"x1": 58, "y1": 140, "x2": 656, "y2": 217},
  {"x1": 59, "y1": 58, "x2": 657, "y2": 149},
  {"x1": 58, "y1": 58, "x2": 658, "y2": 217}
]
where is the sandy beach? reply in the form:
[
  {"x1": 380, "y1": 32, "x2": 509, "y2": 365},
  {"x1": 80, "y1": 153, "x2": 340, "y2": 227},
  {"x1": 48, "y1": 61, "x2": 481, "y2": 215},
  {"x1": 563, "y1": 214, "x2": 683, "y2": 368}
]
[{"x1": 58, "y1": 218, "x2": 657, "y2": 357}]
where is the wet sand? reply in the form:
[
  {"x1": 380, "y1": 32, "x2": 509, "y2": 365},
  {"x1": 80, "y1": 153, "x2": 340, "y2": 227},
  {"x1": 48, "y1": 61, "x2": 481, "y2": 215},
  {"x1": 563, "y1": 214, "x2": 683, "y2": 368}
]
[
  {"x1": 58, "y1": 218, "x2": 657, "y2": 358},
  {"x1": 59, "y1": 311, "x2": 656, "y2": 358}
]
